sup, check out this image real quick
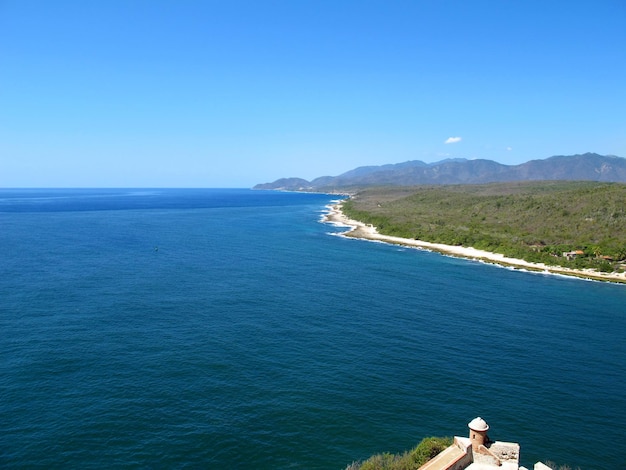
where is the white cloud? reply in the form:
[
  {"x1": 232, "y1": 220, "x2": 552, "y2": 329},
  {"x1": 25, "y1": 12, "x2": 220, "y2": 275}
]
[
  {"x1": 445, "y1": 136, "x2": 462, "y2": 144},
  {"x1": 506, "y1": 146, "x2": 513, "y2": 151}
]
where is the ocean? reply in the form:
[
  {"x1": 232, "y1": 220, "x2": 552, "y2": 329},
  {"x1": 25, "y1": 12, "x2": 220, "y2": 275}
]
[{"x1": 1, "y1": 188, "x2": 624, "y2": 469}]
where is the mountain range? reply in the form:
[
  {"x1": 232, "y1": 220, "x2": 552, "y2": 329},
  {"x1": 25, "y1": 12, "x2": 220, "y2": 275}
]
[{"x1": 254, "y1": 153, "x2": 626, "y2": 190}]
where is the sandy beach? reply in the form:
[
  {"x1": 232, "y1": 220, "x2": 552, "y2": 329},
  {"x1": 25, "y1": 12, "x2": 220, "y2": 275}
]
[{"x1": 323, "y1": 201, "x2": 626, "y2": 284}]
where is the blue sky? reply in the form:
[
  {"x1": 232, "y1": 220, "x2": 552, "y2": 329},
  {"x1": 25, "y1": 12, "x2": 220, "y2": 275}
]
[{"x1": 1, "y1": 1, "x2": 625, "y2": 187}]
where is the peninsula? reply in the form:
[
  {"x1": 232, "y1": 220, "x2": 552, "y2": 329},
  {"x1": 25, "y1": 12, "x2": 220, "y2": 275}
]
[
  {"x1": 257, "y1": 154, "x2": 626, "y2": 283},
  {"x1": 324, "y1": 197, "x2": 626, "y2": 284}
]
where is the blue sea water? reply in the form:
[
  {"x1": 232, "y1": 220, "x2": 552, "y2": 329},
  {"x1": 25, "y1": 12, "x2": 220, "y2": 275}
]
[{"x1": 1, "y1": 188, "x2": 625, "y2": 469}]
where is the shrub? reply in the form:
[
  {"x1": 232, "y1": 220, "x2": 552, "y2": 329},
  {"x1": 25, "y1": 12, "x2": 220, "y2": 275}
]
[
  {"x1": 347, "y1": 436, "x2": 453, "y2": 470},
  {"x1": 409, "y1": 437, "x2": 454, "y2": 467}
]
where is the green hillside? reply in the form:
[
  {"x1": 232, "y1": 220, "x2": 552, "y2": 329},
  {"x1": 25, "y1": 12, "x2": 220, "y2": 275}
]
[{"x1": 341, "y1": 181, "x2": 626, "y2": 272}]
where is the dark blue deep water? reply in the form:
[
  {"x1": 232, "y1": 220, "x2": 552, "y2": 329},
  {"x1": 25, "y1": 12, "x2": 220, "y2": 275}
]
[{"x1": 1, "y1": 189, "x2": 625, "y2": 469}]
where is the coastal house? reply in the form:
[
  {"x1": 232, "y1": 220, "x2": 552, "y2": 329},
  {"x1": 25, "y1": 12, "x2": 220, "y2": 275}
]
[
  {"x1": 417, "y1": 418, "x2": 552, "y2": 470},
  {"x1": 562, "y1": 250, "x2": 584, "y2": 260}
]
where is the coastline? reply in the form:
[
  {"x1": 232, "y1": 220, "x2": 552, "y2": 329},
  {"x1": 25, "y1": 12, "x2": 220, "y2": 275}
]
[{"x1": 323, "y1": 201, "x2": 626, "y2": 284}]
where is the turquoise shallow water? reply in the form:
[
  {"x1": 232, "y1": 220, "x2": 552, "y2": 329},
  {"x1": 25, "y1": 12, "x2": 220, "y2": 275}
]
[{"x1": 1, "y1": 188, "x2": 625, "y2": 469}]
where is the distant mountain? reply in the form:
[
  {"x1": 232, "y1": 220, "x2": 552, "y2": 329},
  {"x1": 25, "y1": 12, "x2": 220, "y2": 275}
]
[
  {"x1": 255, "y1": 177, "x2": 311, "y2": 191},
  {"x1": 253, "y1": 153, "x2": 626, "y2": 190}
]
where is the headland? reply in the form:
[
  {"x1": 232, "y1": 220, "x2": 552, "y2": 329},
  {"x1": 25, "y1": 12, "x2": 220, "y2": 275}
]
[{"x1": 324, "y1": 201, "x2": 626, "y2": 284}]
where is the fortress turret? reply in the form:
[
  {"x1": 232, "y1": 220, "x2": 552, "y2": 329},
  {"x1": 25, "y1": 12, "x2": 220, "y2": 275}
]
[{"x1": 468, "y1": 417, "x2": 489, "y2": 452}]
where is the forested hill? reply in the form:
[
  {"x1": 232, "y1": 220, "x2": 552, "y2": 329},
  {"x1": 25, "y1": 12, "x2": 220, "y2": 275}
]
[
  {"x1": 254, "y1": 153, "x2": 626, "y2": 190},
  {"x1": 341, "y1": 181, "x2": 626, "y2": 273}
]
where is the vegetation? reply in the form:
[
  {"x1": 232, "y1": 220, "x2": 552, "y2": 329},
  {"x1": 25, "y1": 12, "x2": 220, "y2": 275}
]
[
  {"x1": 342, "y1": 181, "x2": 626, "y2": 272},
  {"x1": 345, "y1": 437, "x2": 453, "y2": 470}
]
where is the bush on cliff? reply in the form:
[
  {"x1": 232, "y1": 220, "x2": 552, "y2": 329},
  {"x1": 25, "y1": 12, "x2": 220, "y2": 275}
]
[{"x1": 346, "y1": 436, "x2": 453, "y2": 470}]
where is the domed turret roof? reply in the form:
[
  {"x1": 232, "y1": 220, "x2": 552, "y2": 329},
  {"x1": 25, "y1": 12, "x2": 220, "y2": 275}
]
[{"x1": 468, "y1": 417, "x2": 489, "y2": 432}]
